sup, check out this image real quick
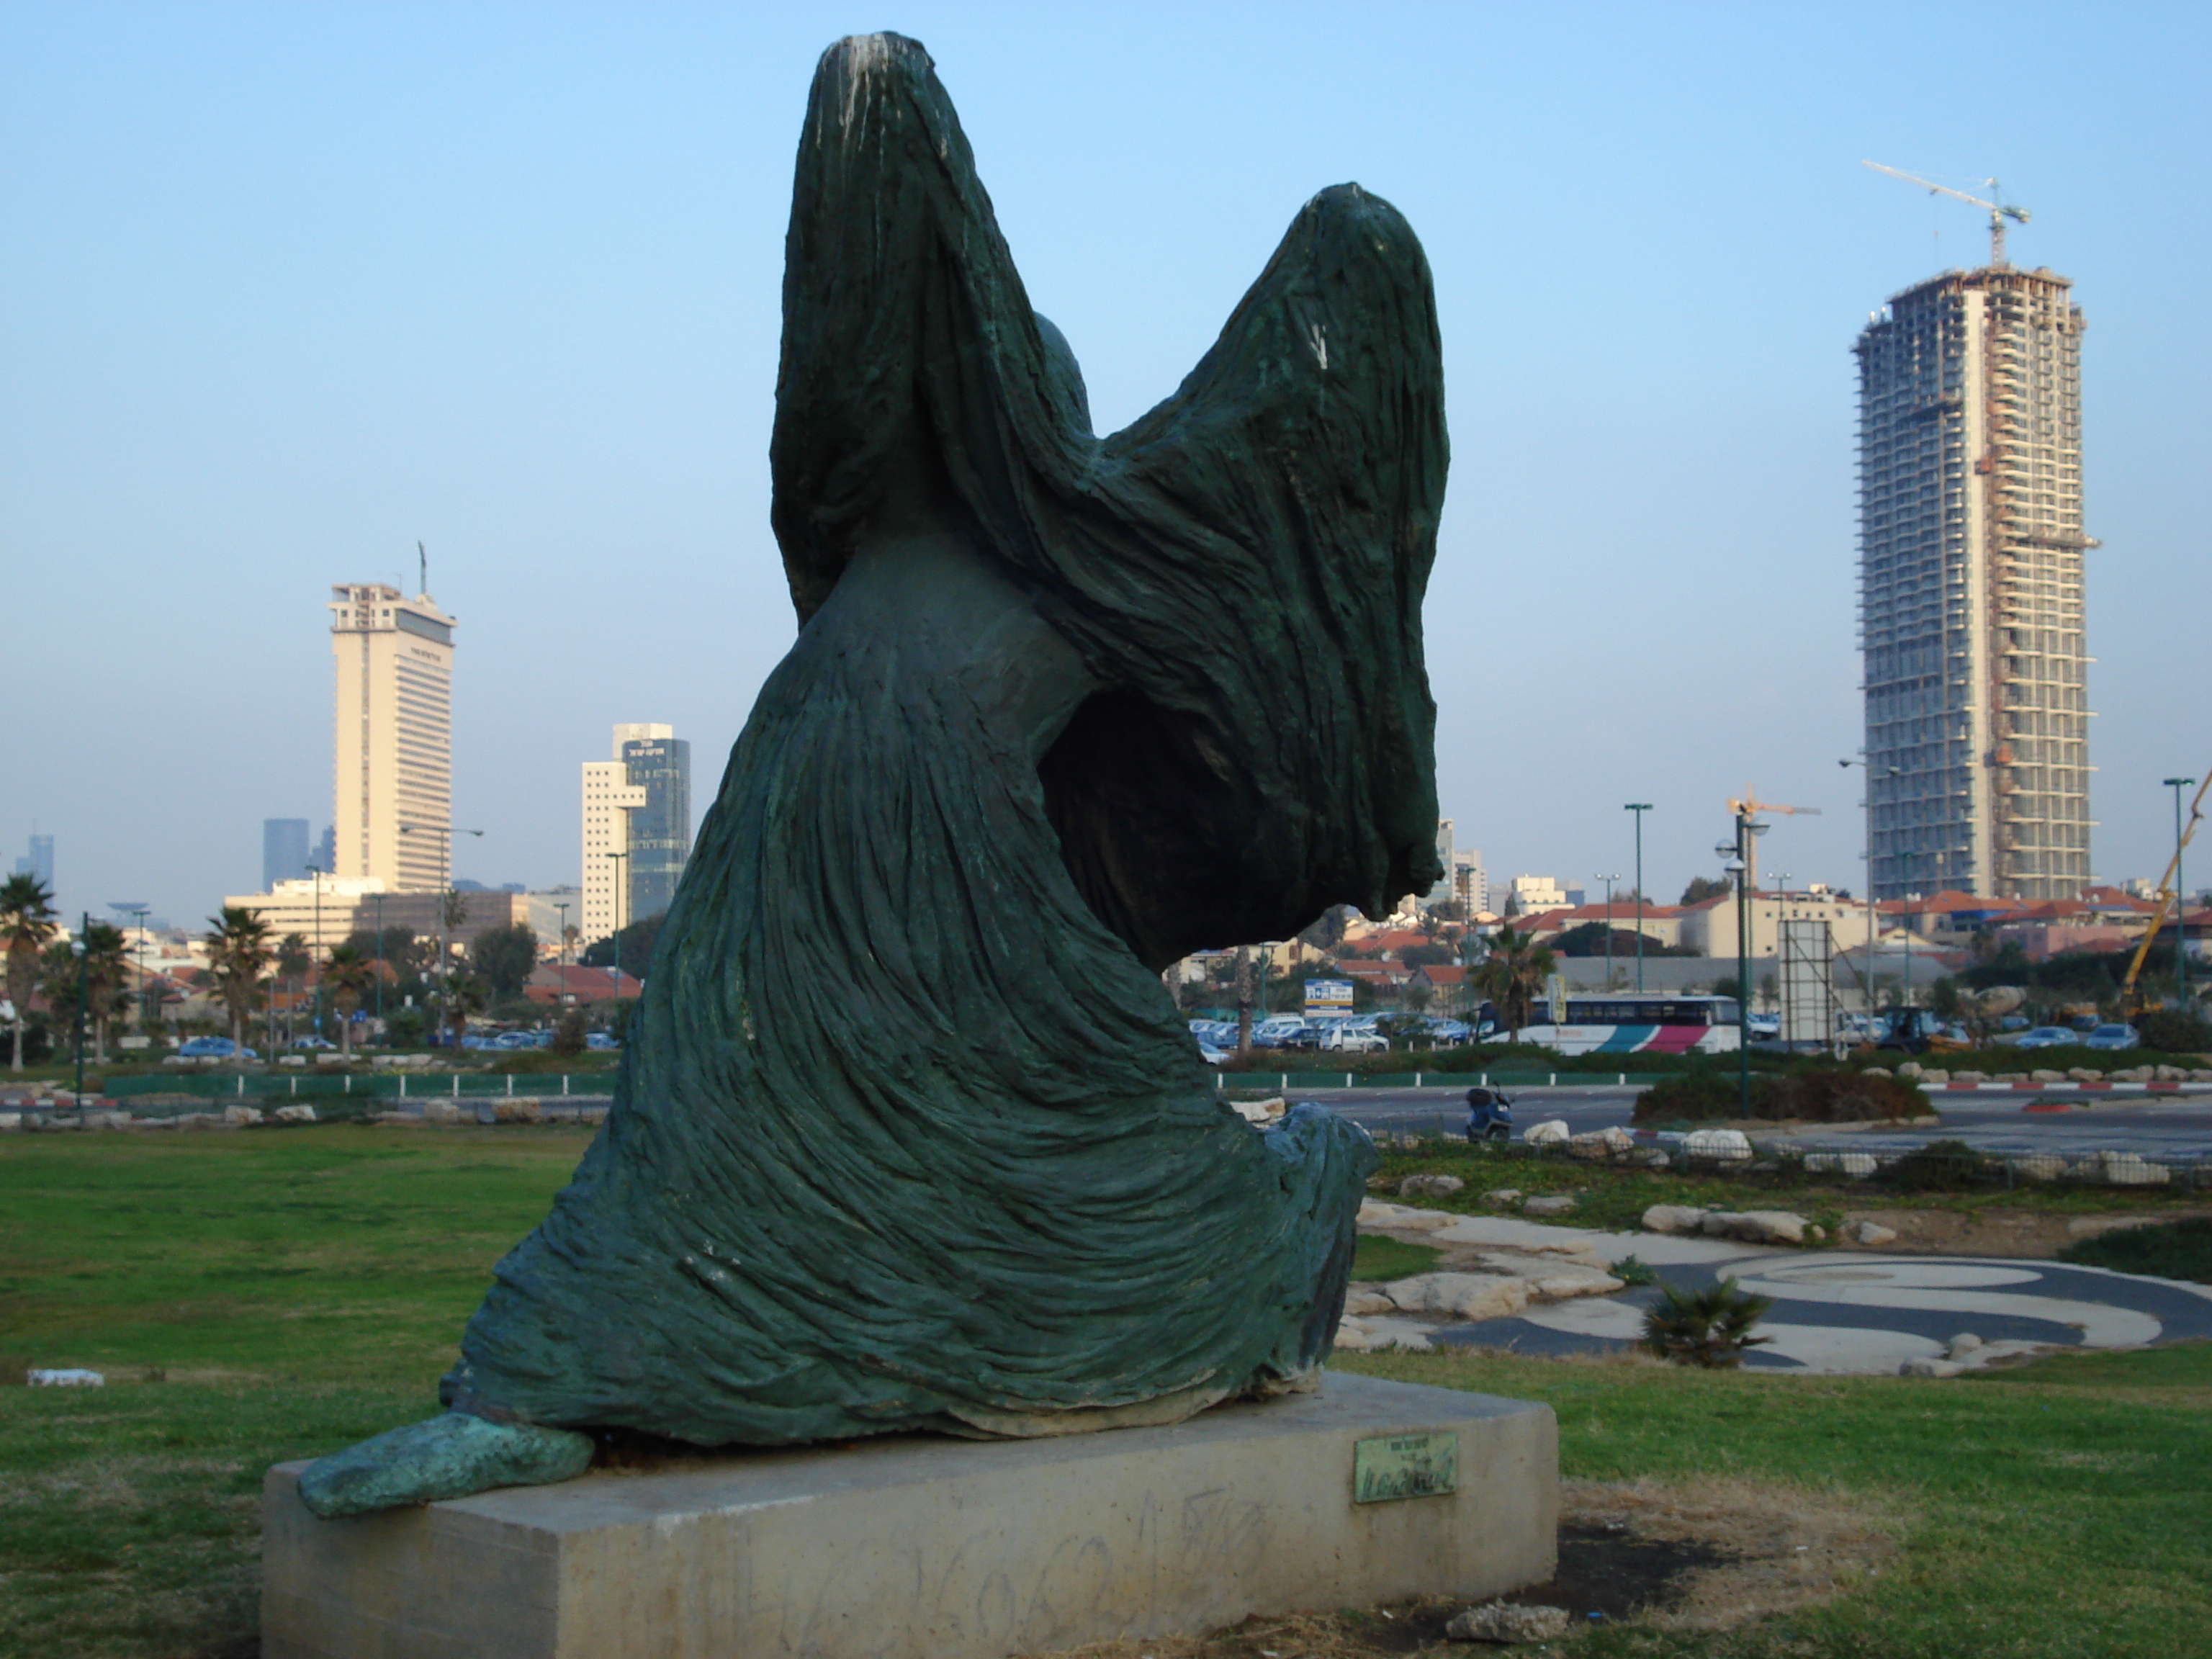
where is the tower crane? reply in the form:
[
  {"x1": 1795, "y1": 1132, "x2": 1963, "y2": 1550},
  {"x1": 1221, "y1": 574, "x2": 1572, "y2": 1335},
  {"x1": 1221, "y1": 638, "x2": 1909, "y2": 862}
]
[
  {"x1": 1862, "y1": 161, "x2": 2031, "y2": 266},
  {"x1": 1726, "y1": 790, "x2": 1822, "y2": 893},
  {"x1": 2120, "y1": 773, "x2": 2210, "y2": 1016}
]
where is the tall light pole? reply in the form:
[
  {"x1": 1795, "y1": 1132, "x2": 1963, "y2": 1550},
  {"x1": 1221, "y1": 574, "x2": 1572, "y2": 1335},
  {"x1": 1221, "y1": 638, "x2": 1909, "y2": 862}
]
[
  {"x1": 372, "y1": 891, "x2": 386, "y2": 1033},
  {"x1": 2167, "y1": 777, "x2": 2196, "y2": 1006},
  {"x1": 1716, "y1": 832, "x2": 1750, "y2": 1117},
  {"x1": 1595, "y1": 873, "x2": 1621, "y2": 987},
  {"x1": 605, "y1": 850, "x2": 629, "y2": 982},
  {"x1": 126, "y1": 907, "x2": 150, "y2": 1033},
  {"x1": 400, "y1": 824, "x2": 484, "y2": 1044},
  {"x1": 306, "y1": 861, "x2": 325, "y2": 1040},
  {"x1": 1624, "y1": 804, "x2": 1653, "y2": 992},
  {"x1": 1840, "y1": 757, "x2": 1901, "y2": 1025}
]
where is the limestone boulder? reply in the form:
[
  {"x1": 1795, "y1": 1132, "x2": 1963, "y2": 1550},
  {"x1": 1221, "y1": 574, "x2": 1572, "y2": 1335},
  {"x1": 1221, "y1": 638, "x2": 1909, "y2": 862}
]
[
  {"x1": 274, "y1": 1104, "x2": 318, "y2": 1124},
  {"x1": 2030, "y1": 1069, "x2": 2064, "y2": 1084},
  {"x1": 2009, "y1": 1154, "x2": 2067, "y2": 1182},
  {"x1": 2097, "y1": 1151, "x2": 2170, "y2": 1186},
  {"x1": 1894, "y1": 1061, "x2": 1922, "y2": 1080},
  {"x1": 1918, "y1": 1069, "x2": 1950, "y2": 1087},
  {"x1": 1566, "y1": 1125, "x2": 1637, "y2": 1161},
  {"x1": 1480, "y1": 1188, "x2": 1523, "y2": 1206},
  {"x1": 222, "y1": 1105, "x2": 264, "y2": 1127},
  {"x1": 1701, "y1": 1209, "x2": 1807, "y2": 1245},
  {"x1": 1949, "y1": 1069, "x2": 1985, "y2": 1086},
  {"x1": 493, "y1": 1099, "x2": 544, "y2": 1125},
  {"x1": 1899, "y1": 1356, "x2": 1962, "y2": 1378},
  {"x1": 423, "y1": 1100, "x2": 468, "y2": 1125},
  {"x1": 1341, "y1": 1288, "x2": 1396, "y2": 1316},
  {"x1": 1848, "y1": 1220, "x2": 1898, "y2": 1246},
  {"x1": 1331, "y1": 1316, "x2": 1434, "y2": 1354},
  {"x1": 1682, "y1": 1128, "x2": 1753, "y2": 1163},
  {"x1": 1398, "y1": 1173, "x2": 1465, "y2": 1199},
  {"x1": 1641, "y1": 1204, "x2": 1709, "y2": 1235},
  {"x1": 1804, "y1": 1151, "x2": 1877, "y2": 1178},
  {"x1": 1447, "y1": 1601, "x2": 1570, "y2": 1643},
  {"x1": 1384, "y1": 1272, "x2": 1532, "y2": 1323},
  {"x1": 1522, "y1": 1195, "x2": 1577, "y2": 1218},
  {"x1": 2068, "y1": 1068, "x2": 2102, "y2": 1084},
  {"x1": 1521, "y1": 1119, "x2": 1570, "y2": 1146}
]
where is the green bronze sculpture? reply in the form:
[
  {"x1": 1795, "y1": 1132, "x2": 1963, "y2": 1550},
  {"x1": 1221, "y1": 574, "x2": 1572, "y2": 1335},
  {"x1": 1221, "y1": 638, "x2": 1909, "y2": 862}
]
[{"x1": 300, "y1": 31, "x2": 1445, "y2": 1519}]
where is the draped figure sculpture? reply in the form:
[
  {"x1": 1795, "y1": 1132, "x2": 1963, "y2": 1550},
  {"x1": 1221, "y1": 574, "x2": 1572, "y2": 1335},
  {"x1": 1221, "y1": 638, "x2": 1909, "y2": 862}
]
[{"x1": 301, "y1": 32, "x2": 1447, "y2": 1516}]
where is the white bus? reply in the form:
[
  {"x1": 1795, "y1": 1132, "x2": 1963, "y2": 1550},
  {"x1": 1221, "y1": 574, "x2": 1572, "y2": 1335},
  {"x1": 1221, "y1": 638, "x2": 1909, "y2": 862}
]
[{"x1": 1510, "y1": 995, "x2": 1742, "y2": 1057}]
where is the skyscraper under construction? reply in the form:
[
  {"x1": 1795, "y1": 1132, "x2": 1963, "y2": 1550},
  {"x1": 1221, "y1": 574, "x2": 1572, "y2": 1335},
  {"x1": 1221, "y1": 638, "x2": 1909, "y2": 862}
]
[{"x1": 1855, "y1": 262, "x2": 2092, "y2": 902}]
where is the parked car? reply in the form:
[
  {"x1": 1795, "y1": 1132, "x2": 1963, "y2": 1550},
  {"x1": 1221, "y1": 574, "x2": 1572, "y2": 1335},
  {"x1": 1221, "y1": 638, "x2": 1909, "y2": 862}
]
[
  {"x1": 176, "y1": 1035, "x2": 257, "y2": 1060},
  {"x1": 2000, "y1": 1026, "x2": 2077, "y2": 1049},
  {"x1": 291, "y1": 1035, "x2": 336, "y2": 1051},
  {"x1": 1195, "y1": 1043, "x2": 1230, "y2": 1067},
  {"x1": 1323, "y1": 1027, "x2": 1388, "y2": 1053},
  {"x1": 2084, "y1": 1023, "x2": 2141, "y2": 1051},
  {"x1": 585, "y1": 1032, "x2": 620, "y2": 1051}
]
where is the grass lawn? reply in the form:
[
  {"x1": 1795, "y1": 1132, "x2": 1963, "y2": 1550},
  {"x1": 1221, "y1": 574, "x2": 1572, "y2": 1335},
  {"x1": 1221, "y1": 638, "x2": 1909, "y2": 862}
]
[{"x1": 4, "y1": 1128, "x2": 2210, "y2": 1657}]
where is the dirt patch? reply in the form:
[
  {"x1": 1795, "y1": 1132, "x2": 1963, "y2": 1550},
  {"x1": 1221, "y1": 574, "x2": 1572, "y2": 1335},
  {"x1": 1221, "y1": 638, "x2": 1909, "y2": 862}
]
[
  {"x1": 1037, "y1": 1475, "x2": 1894, "y2": 1658},
  {"x1": 1840, "y1": 1206, "x2": 2212, "y2": 1259}
]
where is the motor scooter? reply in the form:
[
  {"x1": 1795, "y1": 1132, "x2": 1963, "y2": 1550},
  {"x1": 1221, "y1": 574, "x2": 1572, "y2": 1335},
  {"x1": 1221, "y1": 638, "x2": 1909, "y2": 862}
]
[{"x1": 1464, "y1": 1086, "x2": 1514, "y2": 1143}]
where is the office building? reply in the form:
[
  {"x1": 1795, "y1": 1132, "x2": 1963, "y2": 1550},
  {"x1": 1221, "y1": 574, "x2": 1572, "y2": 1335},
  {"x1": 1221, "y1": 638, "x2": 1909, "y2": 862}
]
[
  {"x1": 328, "y1": 583, "x2": 458, "y2": 891},
  {"x1": 580, "y1": 724, "x2": 691, "y2": 944},
  {"x1": 12, "y1": 834, "x2": 53, "y2": 891},
  {"x1": 1855, "y1": 262, "x2": 2092, "y2": 901},
  {"x1": 263, "y1": 819, "x2": 310, "y2": 890}
]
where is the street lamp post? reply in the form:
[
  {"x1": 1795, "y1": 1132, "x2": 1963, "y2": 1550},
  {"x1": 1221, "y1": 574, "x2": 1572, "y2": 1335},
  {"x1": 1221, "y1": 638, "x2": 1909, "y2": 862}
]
[
  {"x1": 73, "y1": 913, "x2": 88, "y2": 1100},
  {"x1": 2167, "y1": 778, "x2": 2197, "y2": 1007},
  {"x1": 1624, "y1": 804, "x2": 1653, "y2": 992},
  {"x1": 311, "y1": 862, "x2": 328, "y2": 1040},
  {"x1": 126, "y1": 907, "x2": 150, "y2": 1033},
  {"x1": 1595, "y1": 872, "x2": 1620, "y2": 986},
  {"x1": 372, "y1": 892, "x2": 386, "y2": 1032},
  {"x1": 1714, "y1": 832, "x2": 1750, "y2": 1118},
  {"x1": 605, "y1": 851, "x2": 630, "y2": 982},
  {"x1": 399, "y1": 824, "x2": 484, "y2": 1046},
  {"x1": 556, "y1": 901, "x2": 571, "y2": 977},
  {"x1": 1840, "y1": 757, "x2": 1902, "y2": 1026}
]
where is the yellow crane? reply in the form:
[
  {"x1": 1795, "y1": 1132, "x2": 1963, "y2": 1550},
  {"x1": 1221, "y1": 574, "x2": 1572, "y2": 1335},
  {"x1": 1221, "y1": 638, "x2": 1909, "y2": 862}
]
[
  {"x1": 1862, "y1": 161, "x2": 2031, "y2": 266},
  {"x1": 2121, "y1": 773, "x2": 2210, "y2": 1016},
  {"x1": 1726, "y1": 790, "x2": 1822, "y2": 893}
]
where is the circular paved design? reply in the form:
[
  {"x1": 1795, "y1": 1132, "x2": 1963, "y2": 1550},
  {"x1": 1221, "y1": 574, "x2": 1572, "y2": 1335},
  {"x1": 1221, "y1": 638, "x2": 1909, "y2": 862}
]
[{"x1": 1429, "y1": 1254, "x2": 2212, "y2": 1372}]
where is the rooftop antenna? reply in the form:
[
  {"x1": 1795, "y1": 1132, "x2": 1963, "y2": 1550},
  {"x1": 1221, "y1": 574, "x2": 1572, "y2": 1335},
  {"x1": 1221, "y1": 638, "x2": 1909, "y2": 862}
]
[
  {"x1": 1862, "y1": 161, "x2": 2031, "y2": 267},
  {"x1": 418, "y1": 540, "x2": 428, "y2": 598}
]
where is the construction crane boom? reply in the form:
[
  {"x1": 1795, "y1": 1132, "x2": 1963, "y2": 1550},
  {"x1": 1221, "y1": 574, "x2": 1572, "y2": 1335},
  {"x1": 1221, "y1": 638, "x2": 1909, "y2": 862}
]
[
  {"x1": 1726, "y1": 789, "x2": 1822, "y2": 893},
  {"x1": 1862, "y1": 160, "x2": 2031, "y2": 266},
  {"x1": 2121, "y1": 774, "x2": 2211, "y2": 1015}
]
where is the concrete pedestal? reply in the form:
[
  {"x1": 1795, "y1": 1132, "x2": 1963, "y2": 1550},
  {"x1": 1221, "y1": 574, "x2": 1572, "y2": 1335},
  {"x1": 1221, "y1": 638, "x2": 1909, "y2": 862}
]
[{"x1": 263, "y1": 1373, "x2": 1556, "y2": 1659}]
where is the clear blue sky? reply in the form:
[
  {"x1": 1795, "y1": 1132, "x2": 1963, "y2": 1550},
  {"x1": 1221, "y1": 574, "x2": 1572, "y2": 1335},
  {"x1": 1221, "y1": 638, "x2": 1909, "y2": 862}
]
[{"x1": 5, "y1": 1, "x2": 2206, "y2": 930}]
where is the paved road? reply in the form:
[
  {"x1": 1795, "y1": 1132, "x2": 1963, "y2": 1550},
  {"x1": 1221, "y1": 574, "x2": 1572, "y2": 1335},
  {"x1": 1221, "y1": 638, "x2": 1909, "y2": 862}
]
[{"x1": 1272, "y1": 1084, "x2": 2212, "y2": 1157}]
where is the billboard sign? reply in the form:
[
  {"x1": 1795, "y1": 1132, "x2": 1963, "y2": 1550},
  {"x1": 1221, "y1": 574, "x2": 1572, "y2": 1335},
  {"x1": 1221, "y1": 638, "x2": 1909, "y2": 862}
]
[{"x1": 1304, "y1": 979, "x2": 1355, "y2": 1015}]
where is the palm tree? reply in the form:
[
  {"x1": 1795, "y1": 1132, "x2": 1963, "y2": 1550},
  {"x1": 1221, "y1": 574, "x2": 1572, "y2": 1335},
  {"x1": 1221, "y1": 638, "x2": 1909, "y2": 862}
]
[
  {"x1": 204, "y1": 907, "x2": 275, "y2": 1051},
  {"x1": 78, "y1": 921, "x2": 132, "y2": 1064},
  {"x1": 1471, "y1": 924, "x2": 1557, "y2": 1042},
  {"x1": 323, "y1": 943, "x2": 377, "y2": 1060},
  {"x1": 1, "y1": 873, "x2": 58, "y2": 1071},
  {"x1": 274, "y1": 932, "x2": 312, "y2": 1046},
  {"x1": 38, "y1": 938, "x2": 81, "y2": 1059},
  {"x1": 444, "y1": 973, "x2": 488, "y2": 1047}
]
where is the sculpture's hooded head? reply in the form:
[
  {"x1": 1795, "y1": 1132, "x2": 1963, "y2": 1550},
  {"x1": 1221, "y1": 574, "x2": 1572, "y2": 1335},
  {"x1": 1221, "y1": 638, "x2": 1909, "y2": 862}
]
[{"x1": 772, "y1": 32, "x2": 1446, "y2": 964}]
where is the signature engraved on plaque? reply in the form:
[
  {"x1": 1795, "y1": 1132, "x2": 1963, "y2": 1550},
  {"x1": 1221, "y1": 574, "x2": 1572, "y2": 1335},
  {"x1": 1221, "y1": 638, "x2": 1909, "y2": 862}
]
[{"x1": 1352, "y1": 1431, "x2": 1459, "y2": 1503}]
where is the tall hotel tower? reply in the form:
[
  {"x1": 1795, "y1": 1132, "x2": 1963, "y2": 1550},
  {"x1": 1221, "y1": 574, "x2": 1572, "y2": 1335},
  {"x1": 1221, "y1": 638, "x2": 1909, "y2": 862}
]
[
  {"x1": 1855, "y1": 265, "x2": 2092, "y2": 901},
  {"x1": 328, "y1": 583, "x2": 458, "y2": 890}
]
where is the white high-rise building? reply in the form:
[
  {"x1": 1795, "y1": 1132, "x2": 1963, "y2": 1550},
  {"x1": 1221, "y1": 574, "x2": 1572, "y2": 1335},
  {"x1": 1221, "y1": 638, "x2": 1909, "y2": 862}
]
[
  {"x1": 1855, "y1": 263, "x2": 2092, "y2": 900},
  {"x1": 328, "y1": 583, "x2": 458, "y2": 891},
  {"x1": 580, "y1": 725, "x2": 665, "y2": 945}
]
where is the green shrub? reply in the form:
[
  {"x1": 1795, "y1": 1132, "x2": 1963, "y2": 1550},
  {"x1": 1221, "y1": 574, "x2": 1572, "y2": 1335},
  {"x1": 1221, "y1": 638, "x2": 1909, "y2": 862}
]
[
  {"x1": 1640, "y1": 1276, "x2": 1774, "y2": 1368},
  {"x1": 2059, "y1": 1216, "x2": 2212, "y2": 1284},
  {"x1": 1882, "y1": 1138, "x2": 2001, "y2": 1192},
  {"x1": 2136, "y1": 1008, "x2": 2212, "y2": 1056},
  {"x1": 1629, "y1": 1065, "x2": 1928, "y2": 1125}
]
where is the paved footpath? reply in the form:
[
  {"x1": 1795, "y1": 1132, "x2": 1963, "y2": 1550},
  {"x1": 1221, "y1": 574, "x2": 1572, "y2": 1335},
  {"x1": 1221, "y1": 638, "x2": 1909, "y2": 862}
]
[{"x1": 1384, "y1": 1218, "x2": 2212, "y2": 1375}]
